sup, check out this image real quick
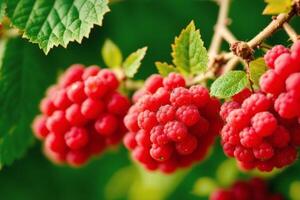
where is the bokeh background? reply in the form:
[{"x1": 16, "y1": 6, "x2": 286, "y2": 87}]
[{"x1": 0, "y1": 0, "x2": 300, "y2": 199}]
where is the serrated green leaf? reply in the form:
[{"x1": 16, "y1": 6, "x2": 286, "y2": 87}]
[
  {"x1": 123, "y1": 47, "x2": 147, "y2": 78},
  {"x1": 7, "y1": 0, "x2": 110, "y2": 54},
  {"x1": 155, "y1": 62, "x2": 177, "y2": 77},
  {"x1": 102, "y1": 39, "x2": 123, "y2": 68},
  {"x1": 263, "y1": 0, "x2": 292, "y2": 15},
  {"x1": 249, "y1": 58, "x2": 267, "y2": 86},
  {"x1": 0, "y1": 38, "x2": 57, "y2": 166},
  {"x1": 171, "y1": 21, "x2": 208, "y2": 76},
  {"x1": 210, "y1": 70, "x2": 248, "y2": 98}
]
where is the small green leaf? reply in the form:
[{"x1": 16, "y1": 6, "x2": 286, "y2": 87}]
[
  {"x1": 210, "y1": 71, "x2": 248, "y2": 98},
  {"x1": 102, "y1": 39, "x2": 123, "y2": 68},
  {"x1": 123, "y1": 47, "x2": 147, "y2": 78},
  {"x1": 171, "y1": 21, "x2": 208, "y2": 76},
  {"x1": 249, "y1": 58, "x2": 267, "y2": 86},
  {"x1": 263, "y1": 0, "x2": 292, "y2": 15},
  {"x1": 7, "y1": 0, "x2": 110, "y2": 54},
  {"x1": 192, "y1": 177, "x2": 218, "y2": 197},
  {"x1": 155, "y1": 62, "x2": 177, "y2": 77}
]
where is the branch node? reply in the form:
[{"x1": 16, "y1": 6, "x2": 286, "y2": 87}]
[{"x1": 230, "y1": 41, "x2": 254, "y2": 62}]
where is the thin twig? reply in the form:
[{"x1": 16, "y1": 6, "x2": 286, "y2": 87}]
[
  {"x1": 283, "y1": 22, "x2": 299, "y2": 42},
  {"x1": 208, "y1": 0, "x2": 231, "y2": 60},
  {"x1": 220, "y1": 26, "x2": 237, "y2": 44}
]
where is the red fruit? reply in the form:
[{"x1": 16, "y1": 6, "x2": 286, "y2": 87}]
[
  {"x1": 137, "y1": 110, "x2": 158, "y2": 130},
  {"x1": 33, "y1": 64, "x2": 128, "y2": 166},
  {"x1": 240, "y1": 127, "x2": 262, "y2": 148},
  {"x1": 285, "y1": 72, "x2": 300, "y2": 98},
  {"x1": 150, "y1": 144, "x2": 173, "y2": 161},
  {"x1": 81, "y1": 98, "x2": 105, "y2": 119},
  {"x1": 84, "y1": 76, "x2": 108, "y2": 99},
  {"x1": 95, "y1": 113, "x2": 118, "y2": 136},
  {"x1": 259, "y1": 69, "x2": 285, "y2": 95},
  {"x1": 189, "y1": 85, "x2": 210, "y2": 107},
  {"x1": 210, "y1": 189, "x2": 233, "y2": 200},
  {"x1": 264, "y1": 45, "x2": 290, "y2": 69},
  {"x1": 232, "y1": 88, "x2": 252, "y2": 104},
  {"x1": 65, "y1": 104, "x2": 87, "y2": 126},
  {"x1": 135, "y1": 130, "x2": 151, "y2": 147},
  {"x1": 226, "y1": 109, "x2": 250, "y2": 130},
  {"x1": 241, "y1": 93, "x2": 271, "y2": 116},
  {"x1": 156, "y1": 105, "x2": 176, "y2": 124},
  {"x1": 150, "y1": 125, "x2": 170, "y2": 145},
  {"x1": 175, "y1": 135, "x2": 198, "y2": 155},
  {"x1": 251, "y1": 111, "x2": 277, "y2": 137},
  {"x1": 220, "y1": 101, "x2": 240, "y2": 121},
  {"x1": 144, "y1": 74, "x2": 163, "y2": 93},
  {"x1": 176, "y1": 105, "x2": 200, "y2": 126},
  {"x1": 67, "y1": 81, "x2": 86, "y2": 103},
  {"x1": 274, "y1": 53, "x2": 298, "y2": 79},
  {"x1": 253, "y1": 142, "x2": 274, "y2": 160},
  {"x1": 163, "y1": 72, "x2": 186, "y2": 90},
  {"x1": 164, "y1": 121, "x2": 188, "y2": 142},
  {"x1": 65, "y1": 127, "x2": 89, "y2": 150},
  {"x1": 274, "y1": 92, "x2": 300, "y2": 118},
  {"x1": 170, "y1": 87, "x2": 192, "y2": 106}
]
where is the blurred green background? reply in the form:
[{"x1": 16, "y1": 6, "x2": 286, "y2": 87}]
[{"x1": 0, "y1": 0, "x2": 300, "y2": 200}]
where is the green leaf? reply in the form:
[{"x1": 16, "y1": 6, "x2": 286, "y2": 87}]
[
  {"x1": 7, "y1": 0, "x2": 110, "y2": 54},
  {"x1": 192, "y1": 177, "x2": 218, "y2": 197},
  {"x1": 249, "y1": 58, "x2": 267, "y2": 86},
  {"x1": 210, "y1": 70, "x2": 248, "y2": 98},
  {"x1": 155, "y1": 62, "x2": 177, "y2": 77},
  {"x1": 171, "y1": 21, "x2": 208, "y2": 76},
  {"x1": 0, "y1": 38, "x2": 57, "y2": 166},
  {"x1": 123, "y1": 47, "x2": 147, "y2": 78},
  {"x1": 263, "y1": 0, "x2": 292, "y2": 15},
  {"x1": 101, "y1": 39, "x2": 123, "y2": 68}
]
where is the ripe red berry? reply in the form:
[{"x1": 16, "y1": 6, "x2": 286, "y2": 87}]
[
  {"x1": 264, "y1": 45, "x2": 289, "y2": 69},
  {"x1": 274, "y1": 53, "x2": 298, "y2": 79},
  {"x1": 32, "y1": 64, "x2": 130, "y2": 166},
  {"x1": 124, "y1": 73, "x2": 221, "y2": 173},
  {"x1": 259, "y1": 69, "x2": 285, "y2": 95},
  {"x1": 251, "y1": 111, "x2": 277, "y2": 137}
]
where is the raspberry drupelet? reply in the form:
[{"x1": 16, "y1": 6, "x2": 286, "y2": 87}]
[
  {"x1": 220, "y1": 41, "x2": 300, "y2": 172},
  {"x1": 32, "y1": 64, "x2": 131, "y2": 167},
  {"x1": 210, "y1": 177, "x2": 284, "y2": 200},
  {"x1": 123, "y1": 73, "x2": 223, "y2": 173}
]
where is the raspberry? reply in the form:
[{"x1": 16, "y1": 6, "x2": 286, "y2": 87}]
[
  {"x1": 81, "y1": 98, "x2": 105, "y2": 119},
  {"x1": 138, "y1": 110, "x2": 157, "y2": 130},
  {"x1": 106, "y1": 92, "x2": 131, "y2": 116},
  {"x1": 268, "y1": 126, "x2": 290, "y2": 148},
  {"x1": 153, "y1": 87, "x2": 170, "y2": 105},
  {"x1": 210, "y1": 189, "x2": 233, "y2": 200},
  {"x1": 95, "y1": 113, "x2": 118, "y2": 136},
  {"x1": 232, "y1": 88, "x2": 252, "y2": 104},
  {"x1": 46, "y1": 111, "x2": 69, "y2": 134},
  {"x1": 164, "y1": 121, "x2": 188, "y2": 142},
  {"x1": 32, "y1": 64, "x2": 129, "y2": 166},
  {"x1": 52, "y1": 89, "x2": 72, "y2": 109},
  {"x1": 170, "y1": 87, "x2": 192, "y2": 106},
  {"x1": 274, "y1": 53, "x2": 298, "y2": 79},
  {"x1": 234, "y1": 146, "x2": 255, "y2": 162},
  {"x1": 124, "y1": 73, "x2": 221, "y2": 173},
  {"x1": 240, "y1": 127, "x2": 262, "y2": 148},
  {"x1": 176, "y1": 105, "x2": 200, "y2": 126},
  {"x1": 251, "y1": 111, "x2": 277, "y2": 137},
  {"x1": 150, "y1": 144, "x2": 173, "y2": 161},
  {"x1": 163, "y1": 72, "x2": 185, "y2": 90},
  {"x1": 253, "y1": 142, "x2": 274, "y2": 160},
  {"x1": 226, "y1": 109, "x2": 250, "y2": 130},
  {"x1": 259, "y1": 70, "x2": 285, "y2": 95},
  {"x1": 32, "y1": 115, "x2": 49, "y2": 140},
  {"x1": 189, "y1": 85, "x2": 209, "y2": 107},
  {"x1": 156, "y1": 105, "x2": 176, "y2": 124},
  {"x1": 220, "y1": 101, "x2": 240, "y2": 120},
  {"x1": 210, "y1": 178, "x2": 284, "y2": 200},
  {"x1": 221, "y1": 124, "x2": 240, "y2": 145},
  {"x1": 175, "y1": 135, "x2": 197, "y2": 155},
  {"x1": 65, "y1": 104, "x2": 87, "y2": 126},
  {"x1": 97, "y1": 69, "x2": 119, "y2": 90},
  {"x1": 291, "y1": 40, "x2": 300, "y2": 61},
  {"x1": 274, "y1": 92, "x2": 300, "y2": 118},
  {"x1": 241, "y1": 93, "x2": 271, "y2": 115},
  {"x1": 84, "y1": 76, "x2": 108, "y2": 99},
  {"x1": 40, "y1": 97, "x2": 56, "y2": 116},
  {"x1": 67, "y1": 81, "x2": 86, "y2": 103},
  {"x1": 264, "y1": 45, "x2": 290, "y2": 69},
  {"x1": 285, "y1": 72, "x2": 300, "y2": 98},
  {"x1": 221, "y1": 52, "x2": 300, "y2": 172},
  {"x1": 65, "y1": 127, "x2": 89, "y2": 150},
  {"x1": 150, "y1": 125, "x2": 170, "y2": 145},
  {"x1": 144, "y1": 74, "x2": 163, "y2": 93},
  {"x1": 59, "y1": 64, "x2": 84, "y2": 87},
  {"x1": 82, "y1": 65, "x2": 100, "y2": 80}
]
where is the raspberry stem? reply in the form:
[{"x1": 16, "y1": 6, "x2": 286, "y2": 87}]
[{"x1": 283, "y1": 22, "x2": 299, "y2": 42}]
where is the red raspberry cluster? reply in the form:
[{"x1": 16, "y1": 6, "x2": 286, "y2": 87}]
[
  {"x1": 210, "y1": 177, "x2": 284, "y2": 200},
  {"x1": 220, "y1": 41, "x2": 300, "y2": 172},
  {"x1": 32, "y1": 64, "x2": 130, "y2": 167},
  {"x1": 123, "y1": 73, "x2": 223, "y2": 173}
]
